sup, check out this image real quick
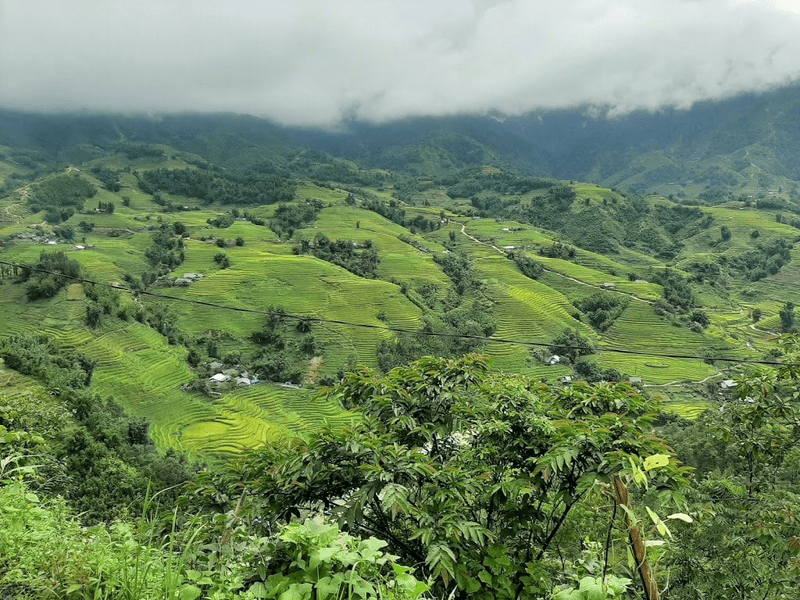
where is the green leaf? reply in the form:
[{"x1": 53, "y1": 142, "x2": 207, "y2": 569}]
[
  {"x1": 646, "y1": 506, "x2": 672, "y2": 539},
  {"x1": 644, "y1": 454, "x2": 670, "y2": 471},
  {"x1": 249, "y1": 582, "x2": 269, "y2": 599},
  {"x1": 667, "y1": 512, "x2": 693, "y2": 523},
  {"x1": 179, "y1": 585, "x2": 202, "y2": 600}
]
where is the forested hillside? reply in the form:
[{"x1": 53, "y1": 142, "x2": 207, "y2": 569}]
[{"x1": 1, "y1": 102, "x2": 800, "y2": 598}]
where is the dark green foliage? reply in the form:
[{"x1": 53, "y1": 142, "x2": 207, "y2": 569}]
[
  {"x1": 442, "y1": 167, "x2": 552, "y2": 198},
  {"x1": 138, "y1": 165, "x2": 294, "y2": 205},
  {"x1": 511, "y1": 253, "x2": 544, "y2": 280},
  {"x1": 0, "y1": 335, "x2": 95, "y2": 390},
  {"x1": 235, "y1": 236, "x2": 245, "y2": 246},
  {"x1": 539, "y1": 242, "x2": 576, "y2": 260},
  {"x1": 21, "y1": 251, "x2": 82, "y2": 300},
  {"x1": 244, "y1": 355, "x2": 686, "y2": 597},
  {"x1": 573, "y1": 293, "x2": 628, "y2": 331},
  {"x1": 96, "y1": 200, "x2": 115, "y2": 214},
  {"x1": 213, "y1": 252, "x2": 230, "y2": 269},
  {"x1": 142, "y1": 303, "x2": 184, "y2": 343},
  {"x1": 433, "y1": 251, "x2": 478, "y2": 294},
  {"x1": 652, "y1": 269, "x2": 695, "y2": 313},
  {"x1": 54, "y1": 224, "x2": 75, "y2": 240},
  {"x1": 27, "y1": 174, "x2": 97, "y2": 221},
  {"x1": 657, "y1": 348, "x2": 800, "y2": 599},
  {"x1": 252, "y1": 354, "x2": 302, "y2": 384},
  {"x1": 143, "y1": 224, "x2": 185, "y2": 275},
  {"x1": 720, "y1": 225, "x2": 731, "y2": 241},
  {"x1": 376, "y1": 300, "x2": 496, "y2": 373},
  {"x1": 752, "y1": 308, "x2": 762, "y2": 323},
  {"x1": 364, "y1": 199, "x2": 441, "y2": 232},
  {"x1": 689, "y1": 310, "x2": 710, "y2": 329},
  {"x1": 270, "y1": 201, "x2": 321, "y2": 238},
  {"x1": 120, "y1": 144, "x2": 164, "y2": 159},
  {"x1": 724, "y1": 238, "x2": 793, "y2": 281},
  {"x1": 573, "y1": 359, "x2": 624, "y2": 382},
  {"x1": 207, "y1": 213, "x2": 234, "y2": 228},
  {"x1": 549, "y1": 329, "x2": 594, "y2": 362},
  {"x1": 548, "y1": 184, "x2": 577, "y2": 205},
  {"x1": 780, "y1": 302, "x2": 795, "y2": 332},
  {"x1": 294, "y1": 234, "x2": 379, "y2": 279},
  {"x1": 685, "y1": 260, "x2": 721, "y2": 284},
  {"x1": 89, "y1": 166, "x2": 122, "y2": 191}
]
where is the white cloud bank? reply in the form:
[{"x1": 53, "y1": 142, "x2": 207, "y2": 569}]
[{"x1": 1, "y1": 0, "x2": 800, "y2": 126}]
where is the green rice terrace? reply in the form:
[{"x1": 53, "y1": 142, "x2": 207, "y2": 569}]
[{"x1": 1, "y1": 145, "x2": 797, "y2": 457}]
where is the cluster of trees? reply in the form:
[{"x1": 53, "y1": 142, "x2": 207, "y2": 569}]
[
  {"x1": 207, "y1": 212, "x2": 235, "y2": 228},
  {"x1": 96, "y1": 200, "x2": 115, "y2": 214},
  {"x1": 137, "y1": 166, "x2": 295, "y2": 206},
  {"x1": 654, "y1": 341, "x2": 800, "y2": 598},
  {"x1": 294, "y1": 235, "x2": 380, "y2": 279},
  {"x1": 4, "y1": 327, "x2": 800, "y2": 598},
  {"x1": 364, "y1": 199, "x2": 441, "y2": 233},
  {"x1": 20, "y1": 250, "x2": 82, "y2": 300},
  {"x1": 269, "y1": 201, "x2": 322, "y2": 238},
  {"x1": 724, "y1": 238, "x2": 793, "y2": 281},
  {"x1": 510, "y1": 253, "x2": 545, "y2": 280},
  {"x1": 539, "y1": 242, "x2": 576, "y2": 260},
  {"x1": 143, "y1": 222, "x2": 186, "y2": 282},
  {"x1": 27, "y1": 173, "x2": 97, "y2": 223},
  {"x1": 249, "y1": 308, "x2": 316, "y2": 384},
  {"x1": 573, "y1": 293, "x2": 629, "y2": 331},
  {"x1": 378, "y1": 253, "x2": 496, "y2": 371},
  {"x1": 89, "y1": 166, "x2": 122, "y2": 191},
  {"x1": 0, "y1": 334, "x2": 191, "y2": 524},
  {"x1": 242, "y1": 355, "x2": 687, "y2": 599},
  {"x1": 441, "y1": 168, "x2": 553, "y2": 198},
  {"x1": 119, "y1": 144, "x2": 164, "y2": 160},
  {"x1": 652, "y1": 269, "x2": 695, "y2": 313}
]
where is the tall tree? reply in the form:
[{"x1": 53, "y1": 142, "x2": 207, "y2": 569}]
[{"x1": 243, "y1": 355, "x2": 687, "y2": 598}]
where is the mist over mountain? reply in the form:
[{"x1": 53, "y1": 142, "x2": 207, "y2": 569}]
[{"x1": 3, "y1": 83, "x2": 799, "y2": 197}]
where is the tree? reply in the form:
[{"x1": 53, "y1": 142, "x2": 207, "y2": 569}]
[
  {"x1": 213, "y1": 252, "x2": 230, "y2": 269},
  {"x1": 660, "y1": 336, "x2": 800, "y2": 599},
  {"x1": 752, "y1": 308, "x2": 762, "y2": 323},
  {"x1": 779, "y1": 301, "x2": 795, "y2": 332},
  {"x1": 243, "y1": 355, "x2": 686, "y2": 599},
  {"x1": 720, "y1": 225, "x2": 731, "y2": 241},
  {"x1": 549, "y1": 329, "x2": 594, "y2": 362}
]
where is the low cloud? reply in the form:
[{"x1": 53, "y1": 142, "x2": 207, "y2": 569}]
[{"x1": 2, "y1": 0, "x2": 800, "y2": 126}]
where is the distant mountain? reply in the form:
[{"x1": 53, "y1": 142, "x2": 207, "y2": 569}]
[
  {"x1": 286, "y1": 84, "x2": 800, "y2": 195},
  {"x1": 2, "y1": 83, "x2": 800, "y2": 196}
]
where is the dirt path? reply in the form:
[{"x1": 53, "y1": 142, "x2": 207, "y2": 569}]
[
  {"x1": 305, "y1": 355, "x2": 323, "y2": 386},
  {"x1": 2, "y1": 202, "x2": 23, "y2": 223},
  {"x1": 643, "y1": 371, "x2": 721, "y2": 388}
]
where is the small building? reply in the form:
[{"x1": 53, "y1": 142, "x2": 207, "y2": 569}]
[
  {"x1": 558, "y1": 376, "x2": 573, "y2": 384},
  {"x1": 720, "y1": 379, "x2": 736, "y2": 390},
  {"x1": 236, "y1": 377, "x2": 251, "y2": 386},
  {"x1": 546, "y1": 355, "x2": 561, "y2": 365},
  {"x1": 629, "y1": 377, "x2": 642, "y2": 384},
  {"x1": 600, "y1": 282, "x2": 616, "y2": 289},
  {"x1": 209, "y1": 373, "x2": 229, "y2": 382}
]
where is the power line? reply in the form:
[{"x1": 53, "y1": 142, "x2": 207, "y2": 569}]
[{"x1": 0, "y1": 258, "x2": 795, "y2": 368}]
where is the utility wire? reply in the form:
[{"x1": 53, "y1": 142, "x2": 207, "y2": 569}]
[{"x1": 0, "y1": 258, "x2": 796, "y2": 368}]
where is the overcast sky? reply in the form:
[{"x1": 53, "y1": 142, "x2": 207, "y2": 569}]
[{"x1": 2, "y1": 0, "x2": 800, "y2": 127}]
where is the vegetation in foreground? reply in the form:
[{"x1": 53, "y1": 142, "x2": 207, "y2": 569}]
[{"x1": 3, "y1": 345, "x2": 800, "y2": 599}]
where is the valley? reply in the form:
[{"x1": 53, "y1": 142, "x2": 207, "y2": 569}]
[{"x1": 2, "y1": 106, "x2": 798, "y2": 457}]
